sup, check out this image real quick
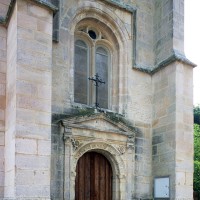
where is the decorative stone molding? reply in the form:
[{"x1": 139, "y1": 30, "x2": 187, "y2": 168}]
[
  {"x1": 127, "y1": 135, "x2": 135, "y2": 150},
  {"x1": 65, "y1": 141, "x2": 127, "y2": 200},
  {"x1": 63, "y1": 127, "x2": 72, "y2": 144},
  {"x1": 133, "y1": 50, "x2": 196, "y2": 74},
  {"x1": 116, "y1": 145, "x2": 126, "y2": 155},
  {"x1": 71, "y1": 138, "x2": 82, "y2": 151},
  {"x1": 60, "y1": 110, "x2": 136, "y2": 199}
]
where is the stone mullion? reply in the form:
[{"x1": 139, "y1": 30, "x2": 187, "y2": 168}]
[{"x1": 90, "y1": 44, "x2": 95, "y2": 106}]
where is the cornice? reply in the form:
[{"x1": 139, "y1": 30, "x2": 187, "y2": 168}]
[
  {"x1": 133, "y1": 51, "x2": 197, "y2": 75},
  {"x1": 103, "y1": 0, "x2": 137, "y2": 12},
  {"x1": 0, "y1": 0, "x2": 58, "y2": 26}
]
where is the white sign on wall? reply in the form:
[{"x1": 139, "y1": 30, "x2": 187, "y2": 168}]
[{"x1": 154, "y1": 177, "x2": 170, "y2": 198}]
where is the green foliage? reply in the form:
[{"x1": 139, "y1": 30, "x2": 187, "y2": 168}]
[
  {"x1": 194, "y1": 124, "x2": 200, "y2": 161},
  {"x1": 194, "y1": 123, "x2": 200, "y2": 193},
  {"x1": 194, "y1": 105, "x2": 200, "y2": 125},
  {"x1": 194, "y1": 160, "x2": 200, "y2": 193}
]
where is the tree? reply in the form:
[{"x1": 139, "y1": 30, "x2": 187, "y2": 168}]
[
  {"x1": 194, "y1": 105, "x2": 200, "y2": 125},
  {"x1": 194, "y1": 123, "x2": 200, "y2": 193},
  {"x1": 194, "y1": 105, "x2": 200, "y2": 193}
]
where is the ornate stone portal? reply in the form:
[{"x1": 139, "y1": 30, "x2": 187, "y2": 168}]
[{"x1": 61, "y1": 113, "x2": 136, "y2": 200}]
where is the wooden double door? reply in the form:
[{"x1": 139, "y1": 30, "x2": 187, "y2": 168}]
[{"x1": 75, "y1": 152, "x2": 113, "y2": 200}]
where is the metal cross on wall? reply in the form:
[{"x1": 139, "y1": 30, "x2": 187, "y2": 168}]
[{"x1": 88, "y1": 73, "x2": 105, "y2": 110}]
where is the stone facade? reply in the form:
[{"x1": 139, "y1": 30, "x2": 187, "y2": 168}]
[{"x1": 0, "y1": 0, "x2": 195, "y2": 199}]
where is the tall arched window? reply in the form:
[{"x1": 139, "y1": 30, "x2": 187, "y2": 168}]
[
  {"x1": 96, "y1": 47, "x2": 109, "y2": 109},
  {"x1": 74, "y1": 28, "x2": 111, "y2": 109},
  {"x1": 74, "y1": 40, "x2": 88, "y2": 105}
]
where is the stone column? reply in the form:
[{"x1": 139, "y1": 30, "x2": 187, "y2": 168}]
[{"x1": 5, "y1": 0, "x2": 54, "y2": 199}]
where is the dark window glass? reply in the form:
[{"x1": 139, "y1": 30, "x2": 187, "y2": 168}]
[
  {"x1": 88, "y1": 30, "x2": 97, "y2": 39},
  {"x1": 95, "y1": 47, "x2": 108, "y2": 109},
  {"x1": 74, "y1": 40, "x2": 88, "y2": 104}
]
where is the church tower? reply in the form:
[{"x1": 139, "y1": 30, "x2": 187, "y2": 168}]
[{"x1": 0, "y1": 0, "x2": 195, "y2": 199}]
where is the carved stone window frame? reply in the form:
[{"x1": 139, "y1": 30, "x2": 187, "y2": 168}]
[{"x1": 68, "y1": 3, "x2": 131, "y2": 113}]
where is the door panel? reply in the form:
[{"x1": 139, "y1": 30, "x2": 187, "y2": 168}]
[{"x1": 75, "y1": 152, "x2": 112, "y2": 200}]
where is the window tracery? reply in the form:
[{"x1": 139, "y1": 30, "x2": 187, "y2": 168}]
[{"x1": 74, "y1": 25, "x2": 111, "y2": 109}]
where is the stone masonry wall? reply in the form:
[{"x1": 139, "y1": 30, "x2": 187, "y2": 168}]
[
  {"x1": 175, "y1": 63, "x2": 193, "y2": 198},
  {"x1": 51, "y1": 123, "x2": 64, "y2": 200},
  {"x1": 152, "y1": 63, "x2": 177, "y2": 197},
  {"x1": 127, "y1": 69, "x2": 152, "y2": 198},
  {"x1": 50, "y1": 0, "x2": 192, "y2": 199},
  {"x1": 173, "y1": 0, "x2": 184, "y2": 53},
  {"x1": 131, "y1": 0, "x2": 154, "y2": 69},
  {"x1": 153, "y1": 0, "x2": 185, "y2": 66},
  {"x1": 51, "y1": 0, "x2": 153, "y2": 199},
  {"x1": 153, "y1": 0, "x2": 173, "y2": 65},
  {"x1": 5, "y1": 4, "x2": 17, "y2": 197},
  {"x1": 52, "y1": 0, "x2": 156, "y2": 115},
  {"x1": 0, "y1": 22, "x2": 7, "y2": 200},
  {"x1": 0, "y1": 1, "x2": 9, "y2": 198},
  {"x1": 4, "y1": 0, "x2": 53, "y2": 199},
  {"x1": 152, "y1": 62, "x2": 193, "y2": 199}
]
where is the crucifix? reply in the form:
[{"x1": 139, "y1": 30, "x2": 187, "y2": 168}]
[{"x1": 88, "y1": 73, "x2": 105, "y2": 110}]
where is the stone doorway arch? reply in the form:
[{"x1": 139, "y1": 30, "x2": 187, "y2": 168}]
[{"x1": 64, "y1": 140, "x2": 126, "y2": 200}]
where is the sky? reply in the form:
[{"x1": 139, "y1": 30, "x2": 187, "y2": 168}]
[{"x1": 185, "y1": 0, "x2": 200, "y2": 105}]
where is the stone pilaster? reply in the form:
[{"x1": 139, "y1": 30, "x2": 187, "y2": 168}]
[
  {"x1": 0, "y1": 24, "x2": 7, "y2": 200},
  {"x1": 152, "y1": 61, "x2": 193, "y2": 199},
  {"x1": 175, "y1": 62, "x2": 193, "y2": 198},
  {"x1": 5, "y1": 0, "x2": 53, "y2": 199}
]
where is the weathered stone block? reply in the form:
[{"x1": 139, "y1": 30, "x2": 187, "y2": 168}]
[
  {"x1": 18, "y1": 27, "x2": 34, "y2": 40},
  {"x1": 38, "y1": 85, "x2": 51, "y2": 100},
  {"x1": 16, "y1": 108, "x2": 51, "y2": 125},
  {"x1": 16, "y1": 185, "x2": 50, "y2": 197},
  {"x1": 17, "y1": 13, "x2": 37, "y2": 30},
  {"x1": 0, "y1": 61, "x2": 6, "y2": 73},
  {"x1": 16, "y1": 80, "x2": 38, "y2": 97},
  {"x1": 0, "y1": 73, "x2": 6, "y2": 84},
  {"x1": 16, "y1": 138, "x2": 37, "y2": 155},
  {"x1": 17, "y1": 96, "x2": 51, "y2": 113},
  {"x1": 16, "y1": 169, "x2": 50, "y2": 186},
  {"x1": 0, "y1": 172, "x2": 4, "y2": 186},
  {"x1": 0, "y1": 27, "x2": 6, "y2": 37},
  {"x1": 16, "y1": 121, "x2": 51, "y2": 140},
  {"x1": 0, "y1": 132, "x2": 5, "y2": 145},
  {"x1": 0, "y1": 95, "x2": 6, "y2": 109},
  {"x1": 0, "y1": 84, "x2": 5, "y2": 96},
  {"x1": 37, "y1": 20, "x2": 52, "y2": 35},
  {"x1": 152, "y1": 135, "x2": 163, "y2": 145},
  {"x1": 16, "y1": 154, "x2": 50, "y2": 170},
  {"x1": 28, "y1": 2, "x2": 52, "y2": 23},
  {"x1": 38, "y1": 140, "x2": 51, "y2": 156},
  {"x1": 17, "y1": 65, "x2": 51, "y2": 85}
]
